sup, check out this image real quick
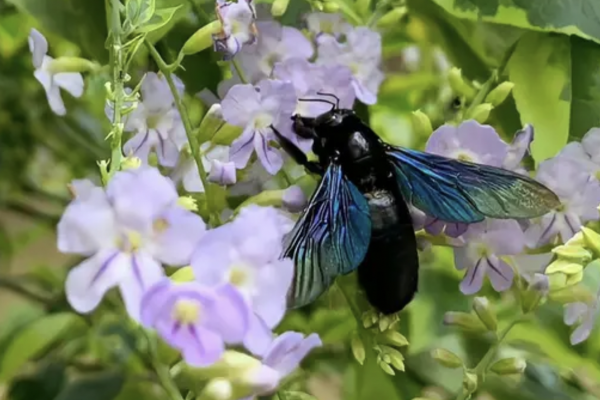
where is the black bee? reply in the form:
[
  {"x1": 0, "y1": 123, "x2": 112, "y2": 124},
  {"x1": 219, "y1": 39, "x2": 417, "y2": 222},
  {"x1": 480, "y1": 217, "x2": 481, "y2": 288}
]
[{"x1": 273, "y1": 94, "x2": 559, "y2": 315}]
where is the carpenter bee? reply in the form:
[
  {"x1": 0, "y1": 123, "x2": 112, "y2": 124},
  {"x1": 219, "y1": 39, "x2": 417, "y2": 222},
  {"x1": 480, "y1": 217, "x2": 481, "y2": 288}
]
[{"x1": 273, "y1": 94, "x2": 559, "y2": 315}]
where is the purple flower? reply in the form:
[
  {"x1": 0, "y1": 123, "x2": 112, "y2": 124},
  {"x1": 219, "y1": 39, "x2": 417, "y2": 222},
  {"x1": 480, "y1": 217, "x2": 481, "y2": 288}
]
[
  {"x1": 238, "y1": 21, "x2": 314, "y2": 83},
  {"x1": 305, "y1": 12, "x2": 350, "y2": 41},
  {"x1": 29, "y1": 29, "x2": 84, "y2": 116},
  {"x1": 564, "y1": 296, "x2": 600, "y2": 345},
  {"x1": 107, "y1": 72, "x2": 187, "y2": 168},
  {"x1": 57, "y1": 167, "x2": 206, "y2": 320},
  {"x1": 525, "y1": 156, "x2": 600, "y2": 247},
  {"x1": 239, "y1": 332, "x2": 322, "y2": 399},
  {"x1": 273, "y1": 58, "x2": 356, "y2": 118},
  {"x1": 213, "y1": 0, "x2": 257, "y2": 59},
  {"x1": 557, "y1": 127, "x2": 600, "y2": 182},
  {"x1": 221, "y1": 79, "x2": 297, "y2": 174},
  {"x1": 208, "y1": 159, "x2": 237, "y2": 186},
  {"x1": 191, "y1": 205, "x2": 294, "y2": 356},
  {"x1": 171, "y1": 143, "x2": 232, "y2": 192},
  {"x1": 454, "y1": 219, "x2": 524, "y2": 294},
  {"x1": 141, "y1": 278, "x2": 249, "y2": 366},
  {"x1": 282, "y1": 185, "x2": 307, "y2": 213},
  {"x1": 503, "y1": 125, "x2": 534, "y2": 173},
  {"x1": 316, "y1": 26, "x2": 384, "y2": 105}
]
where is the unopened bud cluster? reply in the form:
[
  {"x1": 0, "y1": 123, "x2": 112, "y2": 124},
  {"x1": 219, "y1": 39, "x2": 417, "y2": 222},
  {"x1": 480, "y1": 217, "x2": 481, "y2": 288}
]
[
  {"x1": 356, "y1": 310, "x2": 408, "y2": 374},
  {"x1": 443, "y1": 296, "x2": 497, "y2": 335}
]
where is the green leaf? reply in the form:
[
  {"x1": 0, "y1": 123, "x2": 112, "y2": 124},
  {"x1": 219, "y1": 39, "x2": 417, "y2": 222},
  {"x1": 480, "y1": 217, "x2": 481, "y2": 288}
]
[
  {"x1": 0, "y1": 312, "x2": 81, "y2": 382},
  {"x1": 279, "y1": 391, "x2": 318, "y2": 400},
  {"x1": 126, "y1": 0, "x2": 155, "y2": 27},
  {"x1": 508, "y1": 32, "x2": 571, "y2": 164},
  {"x1": 569, "y1": 36, "x2": 600, "y2": 141},
  {"x1": 54, "y1": 370, "x2": 125, "y2": 400},
  {"x1": 6, "y1": 0, "x2": 108, "y2": 62},
  {"x1": 135, "y1": 6, "x2": 181, "y2": 34},
  {"x1": 8, "y1": 362, "x2": 66, "y2": 400},
  {"x1": 431, "y1": 0, "x2": 600, "y2": 45}
]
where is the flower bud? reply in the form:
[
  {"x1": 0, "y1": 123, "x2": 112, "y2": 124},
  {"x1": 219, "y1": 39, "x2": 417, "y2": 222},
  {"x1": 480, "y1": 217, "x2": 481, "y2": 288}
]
[
  {"x1": 582, "y1": 227, "x2": 600, "y2": 257},
  {"x1": 484, "y1": 81, "x2": 514, "y2": 106},
  {"x1": 271, "y1": 0, "x2": 290, "y2": 16},
  {"x1": 521, "y1": 273, "x2": 549, "y2": 313},
  {"x1": 411, "y1": 110, "x2": 433, "y2": 138},
  {"x1": 282, "y1": 185, "x2": 307, "y2": 213},
  {"x1": 198, "y1": 378, "x2": 233, "y2": 400},
  {"x1": 322, "y1": 0, "x2": 340, "y2": 13},
  {"x1": 380, "y1": 330, "x2": 409, "y2": 347},
  {"x1": 547, "y1": 272, "x2": 568, "y2": 291},
  {"x1": 170, "y1": 266, "x2": 195, "y2": 282},
  {"x1": 443, "y1": 311, "x2": 487, "y2": 334},
  {"x1": 378, "y1": 357, "x2": 395, "y2": 376},
  {"x1": 472, "y1": 297, "x2": 497, "y2": 332},
  {"x1": 351, "y1": 332, "x2": 365, "y2": 365},
  {"x1": 467, "y1": 103, "x2": 494, "y2": 124},
  {"x1": 178, "y1": 196, "x2": 199, "y2": 211},
  {"x1": 379, "y1": 314, "x2": 395, "y2": 332},
  {"x1": 545, "y1": 258, "x2": 583, "y2": 275},
  {"x1": 98, "y1": 159, "x2": 110, "y2": 185},
  {"x1": 46, "y1": 57, "x2": 98, "y2": 74},
  {"x1": 208, "y1": 160, "x2": 237, "y2": 186},
  {"x1": 181, "y1": 20, "x2": 222, "y2": 56},
  {"x1": 552, "y1": 244, "x2": 592, "y2": 264},
  {"x1": 549, "y1": 284, "x2": 595, "y2": 304},
  {"x1": 377, "y1": 7, "x2": 408, "y2": 28},
  {"x1": 380, "y1": 345, "x2": 405, "y2": 371},
  {"x1": 197, "y1": 104, "x2": 225, "y2": 143},
  {"x1": 489, "y1": 357, "x2": 526, "y2": 375},
  {"x1": 430, "y1": 348, "x2": 463, "y2": 369},
  {"x1": 566, "y1": 231, "x2": 586, "y2": 247},
  {"x1": 462, "y1": 371, "x2": 478, "y2": 394},
  {"x1": 566, "y1": 269, "x2": 584, "y2": 286},
  {"x1": 448, "y1": 68, "x2": 476, "y2": 99},
  {"x1": 362, "y1": 310, "x2": 378, "y2": 328}
]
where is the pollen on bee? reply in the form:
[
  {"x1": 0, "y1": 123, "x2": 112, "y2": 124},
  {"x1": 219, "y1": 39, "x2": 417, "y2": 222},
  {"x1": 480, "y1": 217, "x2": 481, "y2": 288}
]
[
  {"x1": 456, "y1": 153, "x2": 473, "y2": 162},
  {"x1": 172, "y1": 299, "x2": 201, "y2": 324}
]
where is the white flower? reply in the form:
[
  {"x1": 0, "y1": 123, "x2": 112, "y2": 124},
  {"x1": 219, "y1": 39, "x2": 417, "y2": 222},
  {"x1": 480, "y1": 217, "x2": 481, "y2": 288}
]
[
  {"x1": 28, "y1": 29, "x2": 84, "y2": 116},
  {"x1": 171, "y1": 143, "x2": 233, "y2": 192}
]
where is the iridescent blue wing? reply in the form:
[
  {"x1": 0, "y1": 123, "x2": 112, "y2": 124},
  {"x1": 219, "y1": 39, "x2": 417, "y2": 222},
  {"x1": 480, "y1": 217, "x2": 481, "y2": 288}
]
[
  {"x1": 283, "y1": 163, "x2": 372, "y2": 308},
  {"x1": 386, "y1": 146, "x2": 560, "y2": 223}
]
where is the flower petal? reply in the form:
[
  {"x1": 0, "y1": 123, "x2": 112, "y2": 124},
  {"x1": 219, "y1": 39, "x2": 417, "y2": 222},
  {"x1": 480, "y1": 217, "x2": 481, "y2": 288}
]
[
  {"x1": 28, "y1": 28, "x2": 48, "y2": 69},
  {"x1": 243, "y1": 312, "x2": 274, "y2": 357},
  {"x1": 191, "y1": 225, "x2": 235, "y2": 286},
  {"x1": 180, "y1": 326, "x2": 225, "y2": 367},
  {"x1": 53, "y1": 72, "x2": 84, "y2": 98},
  {"x1": 221, "y1": 84, "x2": 261, "y2": 126},
  {"x1": 252, "y1": 259, "x2": 294, "y2": 327},
  {"x1": 154, "y1": 207, "x2": 206, "y2": 266},
  {"x1": 119, "y1": 252, "x2": 166, "y2": 321},
  {"x1": 254, "y1": 131, "x2": 283, "y2": 175},
  {"x1": 459, "y1": 258, "x2": 486, "y2": 295},
  {"x1": 230, "y1": 125, "x2": 256, "y2": 169},
  {"x1": 203, "y1": 284, "x2": 250, "y2": 344},
  {"x1": 263, "y1": 332, "x2": 322, "y2": 377},
  {"x1": 564, "y1": 302, "x2": 588, "y2": 326},
  {"x1": 123, "y1": 130, "x2": 154, "y2": 163},
  {"x1": 208, "y1": 160, "x2": 237, "y2": 185},
  {"x1": 65, "y1": 250, "x2": 128, "y2": 313},
  {"x1": 485, "y1": 255, "x2": 514, "y2": 292},
  {"x1": 141, "y1": 72, "x2": 175, "y2": 113}
]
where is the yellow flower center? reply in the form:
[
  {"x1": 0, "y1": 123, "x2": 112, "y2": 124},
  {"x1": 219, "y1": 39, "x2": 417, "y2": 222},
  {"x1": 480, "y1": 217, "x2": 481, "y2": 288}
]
[
  {"x1": 228, "y1": 264, "x2": 251, "y2": 287},
  {"x1": 173, "y1": 299, "x2": 201, "y2": 324},
  {"x1": 117, "y1": 230, "x2": 143, "y2": 252},
  {"x1": 476, "y1": 243, "x2": 490, "y2": 259},
  {"x1": 595, "y1": 169, "x2": 600, "y2": 182},
  {"x1": 253, "y1": 112, "x2": 273, "y2": 130},
  {"x1": 457, "y1": 153, "x2": 473, "y2": 162},
  {"x1": 153, "y1": 218, "x2": 170, "y2": 233}
]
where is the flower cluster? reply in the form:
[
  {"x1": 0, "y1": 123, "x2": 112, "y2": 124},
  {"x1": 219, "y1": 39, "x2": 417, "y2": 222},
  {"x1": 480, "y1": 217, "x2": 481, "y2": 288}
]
[
  {"x1": 425, "y1": 121, "x2": 600, "y2": 344},
  {"x1": 206, "y1": 6, "x2": 384, "y2": 175},
  {"x1": 57, "y1": 166, "x2": 321, "y2": 398}
]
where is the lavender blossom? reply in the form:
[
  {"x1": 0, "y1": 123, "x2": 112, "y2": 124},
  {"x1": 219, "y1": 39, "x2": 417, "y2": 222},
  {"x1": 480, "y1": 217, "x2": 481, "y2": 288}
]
[
  {"x1": 29, "y1": 29, "x2": 84, "y2": 116},
  {"x1": 221, "y1": 79, "x2": 297, "y2": 174},
  {"x1": 237, "y1": 21, "x2": 314, "y2": 83},
  {"x1": 454, "y1": 219, "x2": 524, "y2": 294},
  {"x1": 282, "y1": 185, "x2": 307, "y2": 213},
  {"x1": 557, "y1": 127, "x2": 600, "y2": 182},
  {"x1": 213, "y1": 0, "x2": 257, "y2": 59},
  {"x1": 191, "y1": 205, "x2": 294, "y2": 356},
  {"x1": 503, "y1": 124, "x2": 534, "y2": 173},
  {"x1": 57, "y1": 167, "x2": 206, "y2": 320},
  {"x1": 141, "y1": 278, "x2": 249, "y2": 366},
  {"x1": 564, "y1": 297, "x2": 600, "y2": 345},
  {"x1": 525, "y1": 156, "x2": 600, "y2": 247},
  {"x1": 316, "y1": 26, "x2": 384, "y2": 105},
  {"x1": 171, "y1": 143, "x2": 233, "y2": 192},
  {"x1": 239, "y1": 332, "x2": 322, "y2": 399},
  {"x1": 107, "y1": 72, "x2": 186, "y2": 168},
  {"x1": 273, "y1": 58, "x2": 356, "y2": 118}
]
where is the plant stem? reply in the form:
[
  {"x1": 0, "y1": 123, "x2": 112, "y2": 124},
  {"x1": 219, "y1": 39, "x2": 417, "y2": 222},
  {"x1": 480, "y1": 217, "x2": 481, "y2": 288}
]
[
  {"x1": 454, "y1": 317, "x2": 524, "y2": 400},
  {"x1": 231, "y1": 58, "x2": 248, "y2": 84},
  {"x1": 0, "y1": 277, "x2": 52, "y2": 304},
  {"x1": 144, "y1": 39, "x2": 212, "y2": 211},
  {"x1": 107, "y1": 0, "x2": 126, "y2": 179},
  {"x1": 143, "y1": 329, "x2": 185, "y2": 400}
]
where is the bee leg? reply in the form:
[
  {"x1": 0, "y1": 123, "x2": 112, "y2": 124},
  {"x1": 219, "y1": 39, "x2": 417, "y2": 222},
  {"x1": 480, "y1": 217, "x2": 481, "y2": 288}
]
[{"x1": 271, "y1": 126, "x2": 324, "y2": 175}]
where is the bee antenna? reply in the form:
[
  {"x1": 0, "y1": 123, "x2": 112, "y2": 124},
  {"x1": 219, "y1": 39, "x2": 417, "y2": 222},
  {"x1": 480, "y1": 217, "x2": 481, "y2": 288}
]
[
  {"x1": 316, "y1": 91, "x2": 340, "y2": 109},
  {"x1": 297, "y1": 97, "x2": 336, "y2": 112}
]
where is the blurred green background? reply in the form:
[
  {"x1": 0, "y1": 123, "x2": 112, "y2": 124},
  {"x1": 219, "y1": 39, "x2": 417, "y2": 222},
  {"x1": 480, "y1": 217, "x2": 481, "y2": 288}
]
[{"x1": 2, "y1": 0, "x2": 600, "y2": 399}]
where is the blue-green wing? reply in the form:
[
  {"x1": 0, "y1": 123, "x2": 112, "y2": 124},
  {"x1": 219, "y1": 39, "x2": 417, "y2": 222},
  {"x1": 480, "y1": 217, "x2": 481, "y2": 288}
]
[
  {"x1": 386, "y1": 146, "x2": 560, "y2": 223},
  {"x1": 283, "y1": 163, "x2": 372, "y2": 309}
]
